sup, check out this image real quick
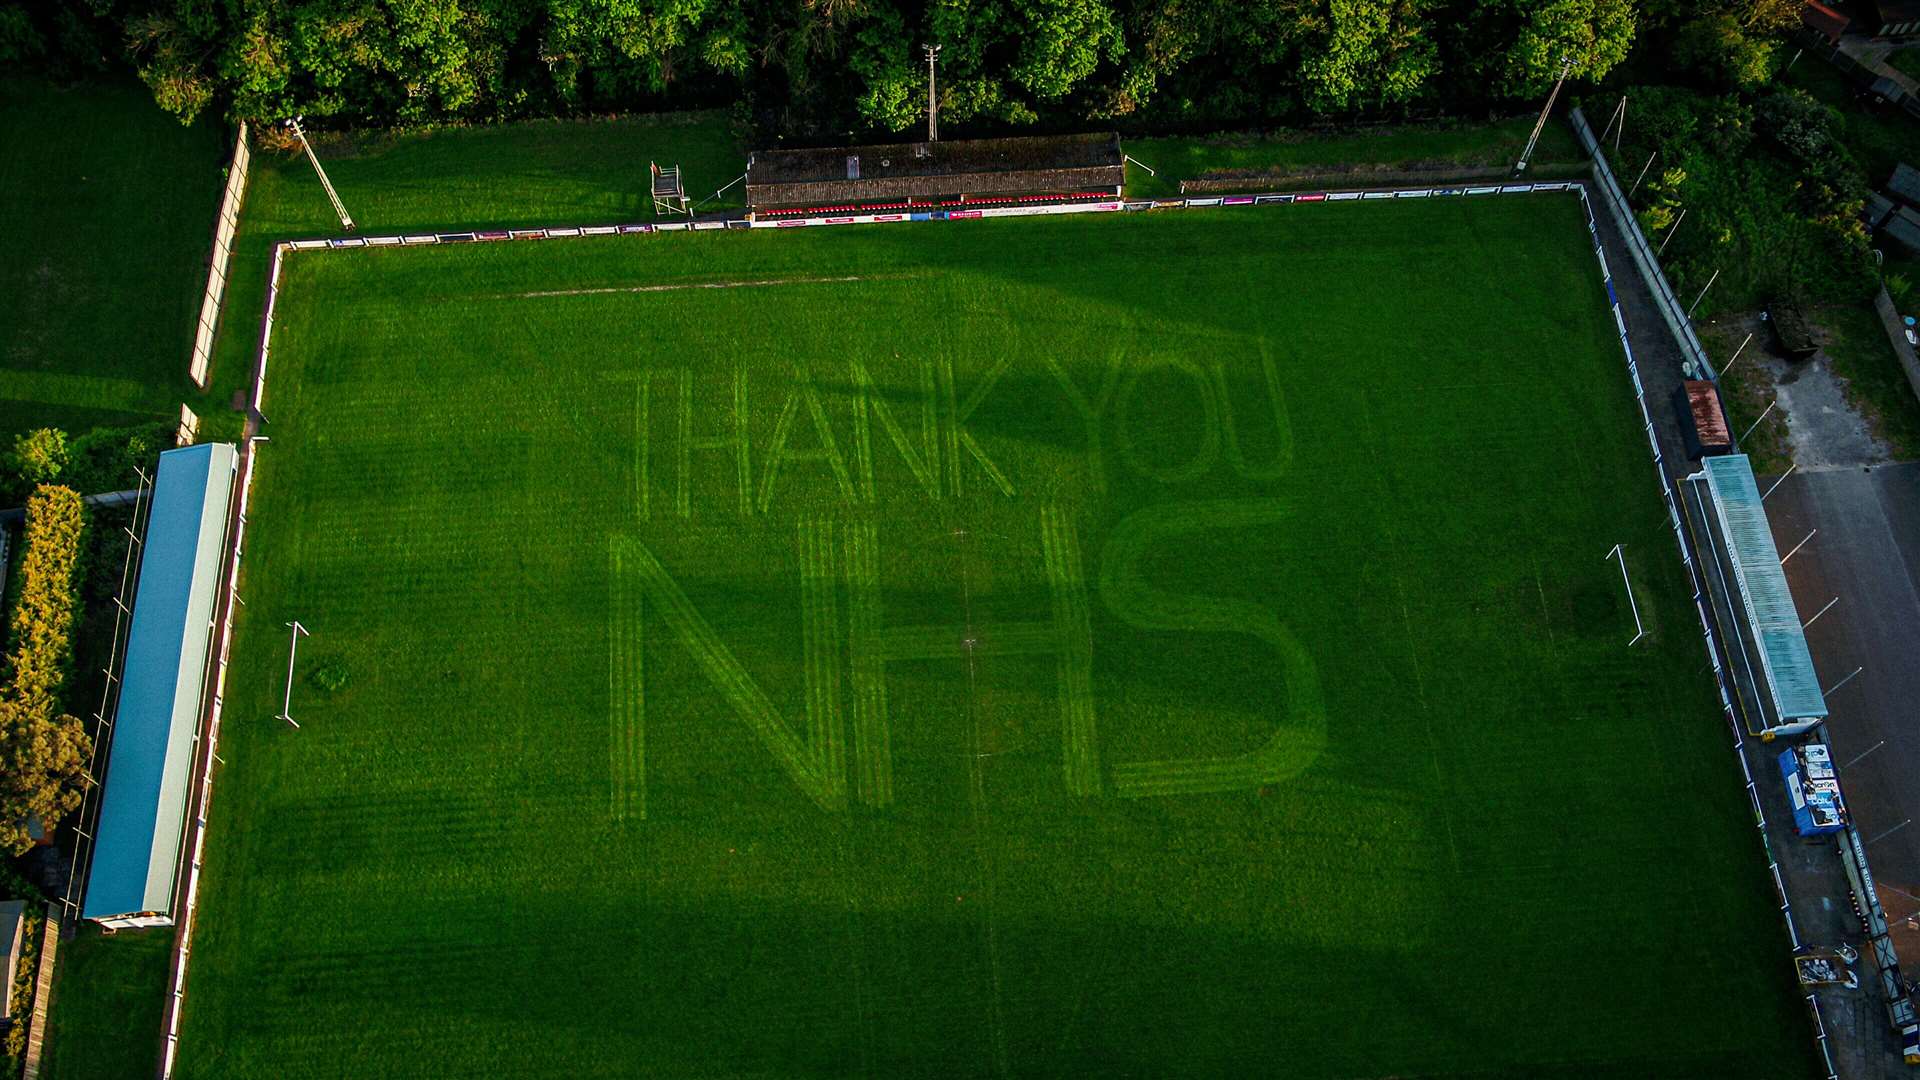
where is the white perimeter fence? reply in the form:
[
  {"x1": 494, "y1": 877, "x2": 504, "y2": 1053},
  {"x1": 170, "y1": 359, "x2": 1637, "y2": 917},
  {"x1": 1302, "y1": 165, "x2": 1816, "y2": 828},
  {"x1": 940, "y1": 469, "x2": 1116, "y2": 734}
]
[
  {"x1": 161, "y1": 178, "x2": 1851, "y2": 1079},
  {"x1": 189, "y1": 124, "x2": 250, "y2": 389}
]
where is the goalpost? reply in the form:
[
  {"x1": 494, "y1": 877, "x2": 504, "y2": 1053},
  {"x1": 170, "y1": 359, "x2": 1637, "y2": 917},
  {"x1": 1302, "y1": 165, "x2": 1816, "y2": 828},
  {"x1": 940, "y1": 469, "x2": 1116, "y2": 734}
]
[{"x1": 1606, "y1": 543, "x2": 1647, "y2": 647}]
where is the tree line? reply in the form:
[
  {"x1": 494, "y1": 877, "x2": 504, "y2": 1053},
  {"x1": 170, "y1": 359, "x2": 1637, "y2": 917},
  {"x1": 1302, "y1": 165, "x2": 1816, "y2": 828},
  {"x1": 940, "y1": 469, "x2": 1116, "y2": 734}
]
[{"x1": 1, "y1": 1, "x2": 1799, "y2": 137}]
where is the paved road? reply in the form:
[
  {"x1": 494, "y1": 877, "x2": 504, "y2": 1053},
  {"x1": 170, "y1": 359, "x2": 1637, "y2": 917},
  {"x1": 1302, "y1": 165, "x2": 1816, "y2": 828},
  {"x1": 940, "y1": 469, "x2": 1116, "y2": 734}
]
[{"x1": 1766, "y1": 463, "x2": 1920, "y2": 889}]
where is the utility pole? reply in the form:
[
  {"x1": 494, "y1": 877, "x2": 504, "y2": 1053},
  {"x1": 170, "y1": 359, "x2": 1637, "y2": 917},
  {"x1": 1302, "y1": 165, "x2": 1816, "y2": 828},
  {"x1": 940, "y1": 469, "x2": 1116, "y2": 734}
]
[
  {"x1": 1515, "y1": 55, "x2": 1574, "y2": 177},
  {"x1": 923, "y1": 44, "x2": 942, "y2": 143},
  {"x1": 286, "y1": 116, "x2": 355, "y2": 232}
]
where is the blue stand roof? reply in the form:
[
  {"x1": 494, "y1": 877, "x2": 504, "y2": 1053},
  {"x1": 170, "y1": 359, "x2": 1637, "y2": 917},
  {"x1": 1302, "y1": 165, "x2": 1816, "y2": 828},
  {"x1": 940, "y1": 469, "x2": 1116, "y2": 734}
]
[
  {"x1": 1700, "y1": 454, "x2": 1828, "y2": 724},
  {"x1": 83, "y1": 443, "x2": 237, "y2": 924}
]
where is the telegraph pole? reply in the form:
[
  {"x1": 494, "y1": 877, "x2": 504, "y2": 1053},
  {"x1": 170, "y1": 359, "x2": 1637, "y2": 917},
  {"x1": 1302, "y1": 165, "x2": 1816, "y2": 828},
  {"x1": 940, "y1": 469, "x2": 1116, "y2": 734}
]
[
  {"x1": 286, "y1": 116, "x2": 355, "y2": 232},
  {"x1": 923, "y1": 44, "x2": 942, "y2": 142},
  {"x1": 1515, "y1": 55, "x2": 1575, "y2": 177}
]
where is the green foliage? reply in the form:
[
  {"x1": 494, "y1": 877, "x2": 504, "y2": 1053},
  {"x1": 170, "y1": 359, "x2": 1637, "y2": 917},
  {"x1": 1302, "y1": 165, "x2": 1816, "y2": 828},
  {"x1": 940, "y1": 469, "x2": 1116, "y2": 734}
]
[
  {"x1": 1299, "y1": 0, "x2": 1439, "y2": 113},
  {"x1": 0, "y1": 485, "x2": 92, "y2": 856},
  {"x1": 1670, "y1": 11, "x2": 1777, "y2": 89},
  {"x1": 10, "y1": 428, "x2": 69, "y2": 487},
  {"x1": 1611, "y1": 86, "x2": 1875, "y2": 315},
  {"x1": 65, "y1": 0, "x2": 1649, "y2": 135}
]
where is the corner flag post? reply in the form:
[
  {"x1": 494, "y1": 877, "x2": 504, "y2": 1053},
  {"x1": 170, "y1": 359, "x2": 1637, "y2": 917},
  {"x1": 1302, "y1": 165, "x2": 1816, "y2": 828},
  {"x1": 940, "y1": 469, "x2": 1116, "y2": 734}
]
[{"x1": 278, "y1": 620, "x2": 309, "y2": 728}]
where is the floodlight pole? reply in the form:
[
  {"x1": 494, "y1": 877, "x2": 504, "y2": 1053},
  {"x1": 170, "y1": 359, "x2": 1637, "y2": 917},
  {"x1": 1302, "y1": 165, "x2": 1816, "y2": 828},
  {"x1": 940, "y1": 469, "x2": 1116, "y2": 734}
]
[
  {"x1": 1514, "y1": 55, "x2": 1574, "y2": 177},
  {"x1": 1628, "y1": 150, "x2": 1657, "y2": 199},
  {"x1": 1658, "y1": 207, "x2": 1687, "y2": 256},
  {"x1": 1738, "y1": 398, "x2": 1778, "y2": 444},
  {"x1": 278, "y1": 620, "x2": 309, "y2": 729},
  {"x1": 1686, "y1": 268, "x2": 1720, "y2": 318},
  {"x1": 286, "y1": 117, "x2": 355, "y2": 232},
  {"x1": 1723, "y1": 332, "x2": 1755, "y2": 377},
  {"x1": 924, "y1": 44, "x2": 942, "y2": 143}
]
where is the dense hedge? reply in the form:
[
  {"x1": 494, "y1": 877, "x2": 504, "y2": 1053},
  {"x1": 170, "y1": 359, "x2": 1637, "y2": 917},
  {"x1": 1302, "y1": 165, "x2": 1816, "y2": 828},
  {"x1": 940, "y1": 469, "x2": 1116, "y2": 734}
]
[
  {"x1": 0, "y1": 1, "x2": 1799, "y2": 140},
  {"x1": 0, "y1": 485, "x2": 93, "y2": 856}
]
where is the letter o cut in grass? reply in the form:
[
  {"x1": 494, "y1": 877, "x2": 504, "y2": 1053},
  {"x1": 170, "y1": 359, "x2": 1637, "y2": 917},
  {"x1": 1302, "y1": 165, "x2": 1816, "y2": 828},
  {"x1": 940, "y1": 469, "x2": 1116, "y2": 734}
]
[{"x1": 1117, "y1": 356, "x2": 1220, "y2": 483}]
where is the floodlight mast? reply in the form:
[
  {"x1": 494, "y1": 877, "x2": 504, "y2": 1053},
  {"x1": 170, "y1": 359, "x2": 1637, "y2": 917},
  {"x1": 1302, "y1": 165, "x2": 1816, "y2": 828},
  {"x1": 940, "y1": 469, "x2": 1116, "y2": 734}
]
[
  {"x1": 286, "y1": 116, "x2": 356, "y2": 232},
  {"x1": 924, "y1": 44, "x2": 941, "y2": 143},
  {"x1": 1514, "y1": 54, "x2": 1575, "y2": 177}
]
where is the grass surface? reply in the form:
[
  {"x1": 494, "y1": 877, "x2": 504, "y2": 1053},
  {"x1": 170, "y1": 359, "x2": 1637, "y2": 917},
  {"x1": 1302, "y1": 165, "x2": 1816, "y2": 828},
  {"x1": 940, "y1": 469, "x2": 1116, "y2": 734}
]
[
  {"x1": 38, "y1": 927, "x2": 169, "y2": 1080},
  {"x1": 1886, "y1": 48, "x2": 1920, "y2": 87},
  {"x1": 1122, "y1": 117, "x2": 1580, "y2": 198},
  {"x1": 202, "y1": 111, "x2": 746, "y2": 413},
  {"x1": 0, "y1": 77, "x2": 226, "y2": 443},
  {"x1": 166, "y1": 196, "x2": 1813, "y2": 1078}
]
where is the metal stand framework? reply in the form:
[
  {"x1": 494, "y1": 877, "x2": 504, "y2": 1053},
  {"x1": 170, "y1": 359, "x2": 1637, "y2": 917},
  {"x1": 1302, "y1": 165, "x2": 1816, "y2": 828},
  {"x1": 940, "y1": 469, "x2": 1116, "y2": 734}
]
[
  {"x1": 650, "y1": 162, "x2": 690, "y2": 217},
  {"x1": 58, "y1": 466, "x2": 157, "y2": 923}
]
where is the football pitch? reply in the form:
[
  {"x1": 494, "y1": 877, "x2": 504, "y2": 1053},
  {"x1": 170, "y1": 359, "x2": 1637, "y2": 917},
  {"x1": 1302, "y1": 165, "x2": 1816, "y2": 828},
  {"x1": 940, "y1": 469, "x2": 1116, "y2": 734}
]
[{"x1": 179, "y1": 197, "x2": 1815, "y2": 1078}]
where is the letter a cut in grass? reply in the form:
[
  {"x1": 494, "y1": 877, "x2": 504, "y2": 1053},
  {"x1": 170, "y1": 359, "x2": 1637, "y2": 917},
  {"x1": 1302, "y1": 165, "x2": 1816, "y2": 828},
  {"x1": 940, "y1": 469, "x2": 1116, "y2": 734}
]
[{"x1": 171, "y1": 198, "x2": 1820, "y2": 1078}]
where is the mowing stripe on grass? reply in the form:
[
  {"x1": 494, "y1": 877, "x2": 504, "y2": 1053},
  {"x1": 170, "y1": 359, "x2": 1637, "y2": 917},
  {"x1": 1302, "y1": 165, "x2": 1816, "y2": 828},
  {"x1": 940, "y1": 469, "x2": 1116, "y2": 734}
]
[
  {"x1": 1214, "y1": 342, "x2": 1293, "y2": 480},
  {"x1": 678, "y1": 367, "x2": 752, "y2": 518},
  {"x1": 759, "y1": 364, "x2": 856, "y2": 513},
  {"x1": 1101, "y1": 499, "x2": 1326, "y2": 797},
  {"x1": 1039, "y1": 505, "x2": 1100, "y2": 797},
  {"x1": 801, "y1": 517, "x2": 848, "y2": 807},
  {"x1": 848, "y1": 358, "x2": 941, "y2": 501},
  {"x1": 607, "y1": 539, "x2": 646, "y2": 821},
  {"x1": 610, "y1": 533, "x2": 844, "y2": 810},
  {"x1": 844, "y1": 519, "x2": 894, "y2": 807}
]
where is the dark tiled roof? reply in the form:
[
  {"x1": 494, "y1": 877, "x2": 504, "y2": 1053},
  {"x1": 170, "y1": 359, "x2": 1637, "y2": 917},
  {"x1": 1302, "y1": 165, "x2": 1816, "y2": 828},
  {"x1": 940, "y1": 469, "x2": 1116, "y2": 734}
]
[{"x1": 746, "y1": 133, "x2": 1123, "y2": 207}]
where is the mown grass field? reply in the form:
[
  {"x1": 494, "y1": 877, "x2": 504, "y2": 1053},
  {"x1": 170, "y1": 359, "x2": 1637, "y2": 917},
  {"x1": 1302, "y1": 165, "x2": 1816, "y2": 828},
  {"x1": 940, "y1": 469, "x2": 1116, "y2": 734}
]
[
  {"x1": 164, "y1": 196, "x2": 1815, "y2": 1078},
  {"x1": 0, "y1": 77, "x2": 225, "y2": 441}
]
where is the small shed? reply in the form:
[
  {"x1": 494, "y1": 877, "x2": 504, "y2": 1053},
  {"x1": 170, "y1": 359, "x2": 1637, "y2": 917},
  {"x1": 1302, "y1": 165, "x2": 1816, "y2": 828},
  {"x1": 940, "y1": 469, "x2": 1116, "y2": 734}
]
[
  {"x1": 1888, "y1": 163, "x2": 1920, "y2": 209},
  {"x1": 82, "y1": 443, "x2": 238, "y2": 931},
  {"x1": 1802, "y1": 1, "x2": 1851, "y2": 43},
  {"x1": 745, "y1": 133, "x2": 1124, "y2": 212}
]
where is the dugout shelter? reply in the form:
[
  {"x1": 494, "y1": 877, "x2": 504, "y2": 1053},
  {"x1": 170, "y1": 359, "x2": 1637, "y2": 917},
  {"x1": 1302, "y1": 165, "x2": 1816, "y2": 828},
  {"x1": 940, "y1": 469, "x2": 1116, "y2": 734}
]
[
  {"x1": 744, "y1": 132, "x2": 1124, "y2": 213},
  {"x1": 82, "y1": 443, "x2": 238, "y2": 930}
]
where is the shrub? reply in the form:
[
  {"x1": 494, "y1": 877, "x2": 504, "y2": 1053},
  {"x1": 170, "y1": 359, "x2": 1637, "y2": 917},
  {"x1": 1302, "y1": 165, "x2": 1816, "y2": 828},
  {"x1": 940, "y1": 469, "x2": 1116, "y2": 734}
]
[
  {"x1": 311, "y1": 661, "x2": 351, "y2": 694},
  {"x1": 9, "y1": 428, "x2": 68, "y2": 487},
  {"x1": 0, "y1": 485, "x2": 93, "y2": 855}
]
